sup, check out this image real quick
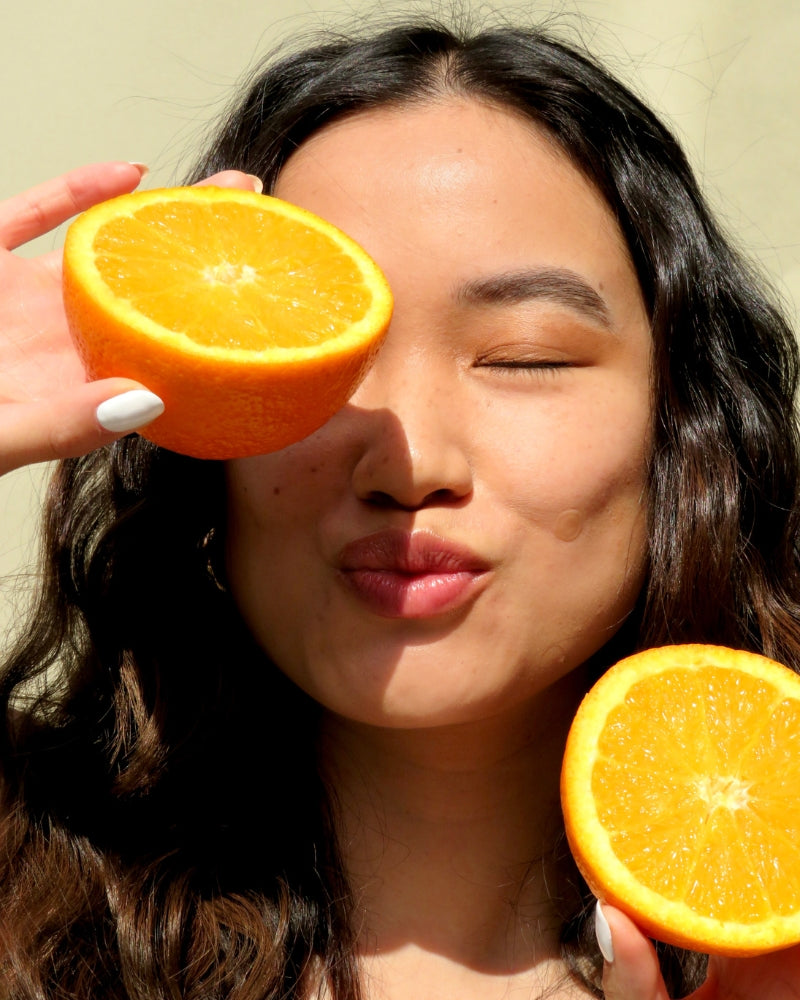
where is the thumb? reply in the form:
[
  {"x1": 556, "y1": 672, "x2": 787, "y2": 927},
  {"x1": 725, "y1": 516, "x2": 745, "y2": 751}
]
[
  {"x1": 596, "y1": 901, "x2": 672, "y2": 1000},
  {"x1": 0, "y1": 379, "x2": 164, "y2": 475}
]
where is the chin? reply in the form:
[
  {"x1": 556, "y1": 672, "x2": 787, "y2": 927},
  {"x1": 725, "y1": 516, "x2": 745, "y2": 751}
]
[{"x1": 294, "y1": 646, "x2": 588, "y2": 732}]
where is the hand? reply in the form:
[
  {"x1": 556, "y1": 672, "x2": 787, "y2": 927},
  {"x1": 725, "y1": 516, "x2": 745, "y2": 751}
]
[
  {"x1": 598, "y1": 903, "x2": 800, "y2": 999},
  {"x1": 0, "y1": 162, "x2": 262, "y2": 476}
]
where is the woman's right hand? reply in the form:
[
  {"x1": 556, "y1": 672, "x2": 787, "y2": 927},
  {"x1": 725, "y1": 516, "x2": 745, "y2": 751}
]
[{"x1": 0, "y1": 162, "x2": 262, "y2": 477}]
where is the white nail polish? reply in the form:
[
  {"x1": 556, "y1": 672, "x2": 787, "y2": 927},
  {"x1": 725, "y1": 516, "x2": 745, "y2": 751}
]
[
  {"x1": 96, "y1": 390, "x2": 165, "y2": 432},
  {"x1": 594, "y1": 900, "x2": 614, "y2": 964}
]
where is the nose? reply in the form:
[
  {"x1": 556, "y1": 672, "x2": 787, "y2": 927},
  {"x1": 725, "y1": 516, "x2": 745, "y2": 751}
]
[{"x1": 349, "y1": 354, "x2": 473, "y2": 511}]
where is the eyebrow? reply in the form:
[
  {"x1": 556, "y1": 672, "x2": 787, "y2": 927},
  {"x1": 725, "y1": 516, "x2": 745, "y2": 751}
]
[{"x1": 455, "y1": 266, "x2": 612, "y2": 328}]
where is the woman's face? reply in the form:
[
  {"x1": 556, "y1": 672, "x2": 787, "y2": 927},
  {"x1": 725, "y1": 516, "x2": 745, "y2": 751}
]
[{"x1": 225, "y1": 99, "x2": 652, "y2": 728}]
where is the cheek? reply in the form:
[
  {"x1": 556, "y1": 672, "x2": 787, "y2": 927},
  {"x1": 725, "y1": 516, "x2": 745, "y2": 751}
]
[
  {"x1": 549, "y1": 440, "x2": 649, "y2": 586},
  {"x1": 224, "y1": 450, "x2": 326, "y2": 614},
  {"x1": 487, "y1": 396, "x2": 650, "y2": 531},
  {"x1": 226, "y1": 438, "x2": 338, "y2": 534},
  {"x1": 224, "y1": 455, "x2": 324, "y2": 668},
  {"x1": 487, "y1": 387, "x2": 652, "y2": 615}
]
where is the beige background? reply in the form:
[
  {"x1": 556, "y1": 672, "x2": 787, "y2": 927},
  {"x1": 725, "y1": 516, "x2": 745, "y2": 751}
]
[{"x1": 2, "y1": 0, "x2": 799, "y2": 642}]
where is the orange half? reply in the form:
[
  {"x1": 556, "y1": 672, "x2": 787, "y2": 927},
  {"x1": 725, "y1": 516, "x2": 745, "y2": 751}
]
[
  {"x1": 561, "y1": 644, "x2": 800, "y2": 956},
  {"x1": 63, "y1": 186, "x2": 393, "y2": 459}
]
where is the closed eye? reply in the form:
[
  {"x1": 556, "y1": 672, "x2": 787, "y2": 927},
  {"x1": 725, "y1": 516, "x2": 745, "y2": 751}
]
[{"x1": 477, "y1": 359, "x2": 575, "y2": 377}]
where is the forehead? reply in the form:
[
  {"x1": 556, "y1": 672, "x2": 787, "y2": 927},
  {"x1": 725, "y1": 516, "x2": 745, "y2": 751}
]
[{"x1": 274, "y1": 98, "x2": 643, "y2": 325}]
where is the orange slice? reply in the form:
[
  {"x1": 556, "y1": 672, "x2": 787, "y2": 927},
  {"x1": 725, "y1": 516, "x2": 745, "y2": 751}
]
[
  {"x1": 63, "y1": 186, "x2": 393, "y2": 459},
  {"x1": 561, "y1": 644, "x2": 800, "y2": 956}
]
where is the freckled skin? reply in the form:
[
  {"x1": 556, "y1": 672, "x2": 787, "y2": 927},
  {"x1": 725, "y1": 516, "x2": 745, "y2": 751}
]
[{"x1": 225, "y1": 99, "x2": 652, "y2": 729}]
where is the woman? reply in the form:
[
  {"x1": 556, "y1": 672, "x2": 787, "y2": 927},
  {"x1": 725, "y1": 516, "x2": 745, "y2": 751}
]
[{"x1": 1, "y1": 18, "x2": 799, "y2": 1000}]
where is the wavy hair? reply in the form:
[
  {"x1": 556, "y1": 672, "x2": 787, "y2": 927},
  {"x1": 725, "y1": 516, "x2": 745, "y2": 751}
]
[{"x1": 1, "y1": 17, "x2": 798, "y2": 999}]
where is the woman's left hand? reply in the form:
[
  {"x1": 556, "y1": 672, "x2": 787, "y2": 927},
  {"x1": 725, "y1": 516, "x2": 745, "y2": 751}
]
[{"x1": 599, "y1": 903, "x2": 800, "y2": 999}]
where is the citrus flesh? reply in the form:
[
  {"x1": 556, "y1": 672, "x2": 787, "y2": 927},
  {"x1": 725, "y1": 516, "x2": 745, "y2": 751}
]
[
  {"x1": 63, "y1": 186, "x2": 393, "y2": 459},
  {"x1": 561, "y1": 644, "x2": 800, "y2": 956}
]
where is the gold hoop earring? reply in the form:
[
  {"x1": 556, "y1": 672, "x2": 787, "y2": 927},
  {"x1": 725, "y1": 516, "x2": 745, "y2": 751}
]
[{"x1": 199, "y1": 527, "x2": 228, "y2": 593}]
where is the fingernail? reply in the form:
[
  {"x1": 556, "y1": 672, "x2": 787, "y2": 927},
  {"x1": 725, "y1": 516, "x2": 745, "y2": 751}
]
[
  {"x1": 128, "y1": 162, "x2": 150, "y2": 180},
  {"x1": 96, "y1": 389, "x2": 164, "y2": 432},
  {"x1": 246, "y1": 174, "x2": 264, "y2": 194},
  {"x1": 594, "y1": 900, "x2": 614, "y2": 964}
]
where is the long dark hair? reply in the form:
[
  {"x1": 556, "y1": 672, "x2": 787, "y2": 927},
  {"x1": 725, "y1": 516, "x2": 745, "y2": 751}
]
[{"x1": 1, "y1": 17, "x2": 797, "y2": 999}]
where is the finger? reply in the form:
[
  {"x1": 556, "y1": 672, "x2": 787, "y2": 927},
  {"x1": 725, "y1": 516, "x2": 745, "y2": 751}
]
[
  {"x1": 29, "y1": 170, "x2": 263, "y2": 276},
  {"x1": 0, "y1": 379, "x2": 164, "y2": 477},
  {"x1": 193, "y1": 170, "x2": 264, "y2": 193},
  {"x1": 596, "y1": 902, "x2": 671, "y2": 1000},
  {"x1": 0, "y1": 162, "x2": 148, "y2": 251}
]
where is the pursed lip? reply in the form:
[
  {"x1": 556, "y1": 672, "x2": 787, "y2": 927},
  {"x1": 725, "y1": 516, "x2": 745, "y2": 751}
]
[{"x1": 336, "y1": 528, "x2": 491, "y2": 618}]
